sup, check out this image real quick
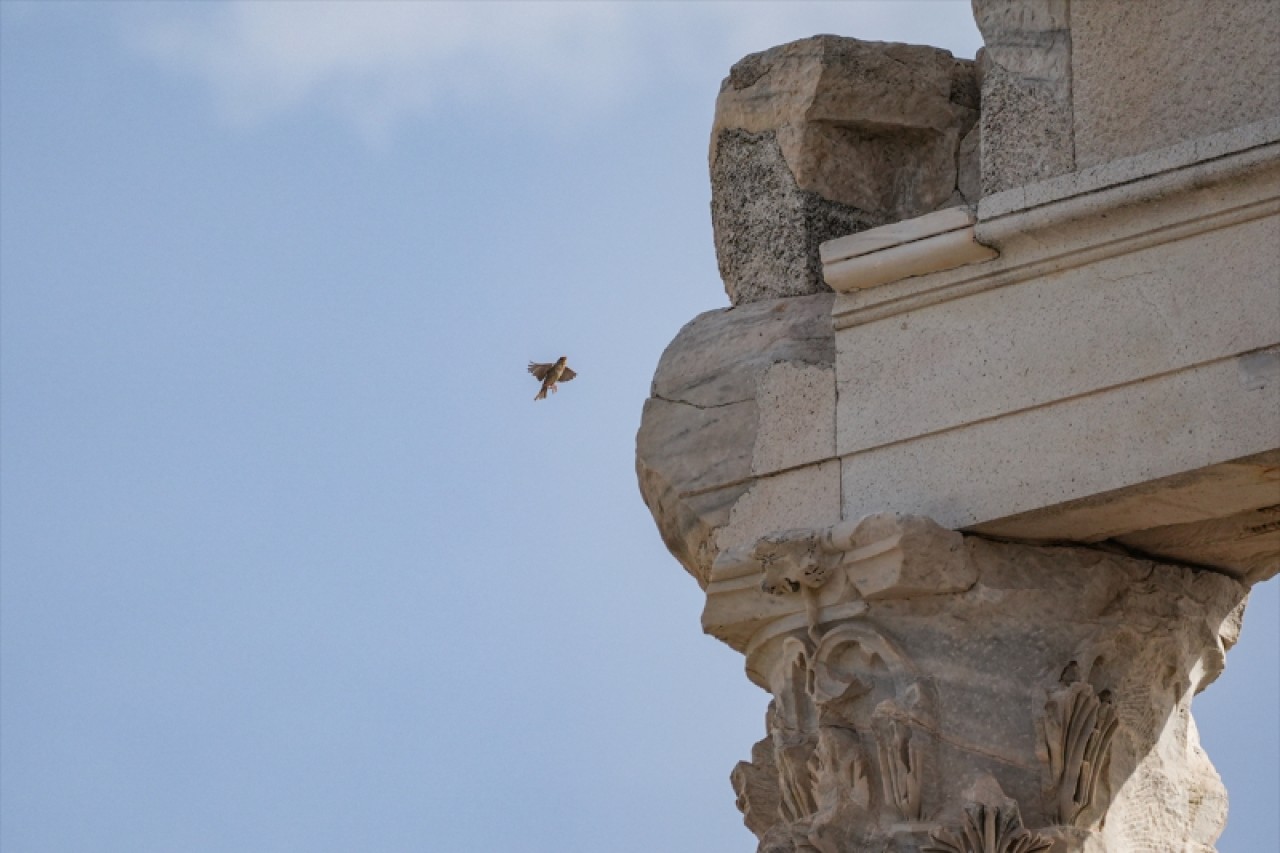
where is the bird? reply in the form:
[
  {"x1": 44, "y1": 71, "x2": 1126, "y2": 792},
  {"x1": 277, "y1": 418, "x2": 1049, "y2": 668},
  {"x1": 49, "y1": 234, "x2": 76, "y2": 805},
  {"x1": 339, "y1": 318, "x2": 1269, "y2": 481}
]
[{"x1": 529, "y1": 356, "x2": 577, "y2": 400}]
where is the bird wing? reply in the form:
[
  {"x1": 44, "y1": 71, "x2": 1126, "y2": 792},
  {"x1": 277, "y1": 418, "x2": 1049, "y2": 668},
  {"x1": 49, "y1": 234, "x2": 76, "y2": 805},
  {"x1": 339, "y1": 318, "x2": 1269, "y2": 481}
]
[
  {"x1": 528, "y1": 362, "x2": 553, "y2": 381},
  {"x1": 558, "y1": 367, "x2": 577, "y2": 382}
]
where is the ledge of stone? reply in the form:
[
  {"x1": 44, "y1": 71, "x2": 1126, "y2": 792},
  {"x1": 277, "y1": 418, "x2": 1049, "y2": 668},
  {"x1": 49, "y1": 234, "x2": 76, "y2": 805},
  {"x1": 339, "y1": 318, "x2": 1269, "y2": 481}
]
[
  {"x1": 833, "y1": 122, "x2": 1280, "y2": 331},
  {"x1": 978, "y1": 116, "x2": 1280, "y2": 222},
  {"x1": 820, "y1": 207, "x2": 997, "y2": 293}
]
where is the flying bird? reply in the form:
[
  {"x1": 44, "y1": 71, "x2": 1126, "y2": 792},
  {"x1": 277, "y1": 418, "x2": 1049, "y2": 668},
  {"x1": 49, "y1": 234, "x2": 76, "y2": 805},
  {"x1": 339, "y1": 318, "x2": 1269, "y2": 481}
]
[{"x1": 529, "y1": 356, "x2": 577, "y2": 400}]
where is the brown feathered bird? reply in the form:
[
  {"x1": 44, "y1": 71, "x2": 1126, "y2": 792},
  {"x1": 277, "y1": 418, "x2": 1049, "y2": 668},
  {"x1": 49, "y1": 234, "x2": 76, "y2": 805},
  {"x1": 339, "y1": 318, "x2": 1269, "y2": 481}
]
[{"x1": 529, "y1": 356, "x2": 577, "y2": 400}]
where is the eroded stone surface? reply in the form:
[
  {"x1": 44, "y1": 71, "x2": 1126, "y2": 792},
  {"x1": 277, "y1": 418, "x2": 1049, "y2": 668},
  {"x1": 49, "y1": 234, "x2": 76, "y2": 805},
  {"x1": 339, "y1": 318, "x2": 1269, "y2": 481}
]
[
  {"x1": 710, "y1": 36, "x2": 980, "y2": 304},
  {"x1": 972, "y1": 0, "x2": 1075, "y2": 194},
  {"x1": 711, "y1": 517, "x2": 1246, "y2": 852},
  {"x1": 711, "y1": 129, "x2": 879, "y2": 305},
  {"x1": 1071, "y1": 0, "x2": 1280, "y2": 169},
  {"x1": 972, "y1": 0, "x2": 1280, "y2": 193},
  {"x1": 636, "y1": 293, "x2": 835, "y2": 586}
]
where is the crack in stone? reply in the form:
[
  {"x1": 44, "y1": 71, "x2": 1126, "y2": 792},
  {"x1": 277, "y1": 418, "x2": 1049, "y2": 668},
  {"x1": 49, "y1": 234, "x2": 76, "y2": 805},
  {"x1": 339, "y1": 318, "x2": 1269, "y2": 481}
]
[
  {"x1": 908, "y1": 716, "x2": 1039, "y2": 772},
  {"x1": 962, "y1": 530, "x2": 1239, "y2": 579},
  {"x1": 650, "y1": 393, "x2": 752, "y2": 412}
]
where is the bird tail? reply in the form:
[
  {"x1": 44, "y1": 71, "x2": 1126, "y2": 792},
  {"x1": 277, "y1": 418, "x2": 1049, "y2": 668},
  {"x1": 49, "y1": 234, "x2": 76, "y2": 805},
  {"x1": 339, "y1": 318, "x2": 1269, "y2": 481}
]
[{"x1": 534, "y1": 387, "x2": 547, "y2": 401}]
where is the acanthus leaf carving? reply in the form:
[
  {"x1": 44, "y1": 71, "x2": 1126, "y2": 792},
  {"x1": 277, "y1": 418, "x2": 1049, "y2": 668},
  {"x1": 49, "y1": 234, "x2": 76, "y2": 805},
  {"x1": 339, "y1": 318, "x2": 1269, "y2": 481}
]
[
  {"x1": 875, "y1": 711, "x2": 923, "y2": 821},
  {"x1": 732, "y1": 727, "x2": 784, "y2": 839},
  {"x1": 711, "y1": 523, "x2": 1244, "y2": 851},
  {"x1": 923, "y1": 800, "x2": 1052, "y2": 853},
  {"x1": 746, "y1": 616, "x2": 937, "y2": 849},
  {"x1": 809, "y1": 725, "x2": 872, "y2": 818},
  {"x1": 1039, "y1": 661, "x2": 1119, "y2": 827},
  {"x1": 771, "y1": 637, "x2": 819, "y2": 823}
]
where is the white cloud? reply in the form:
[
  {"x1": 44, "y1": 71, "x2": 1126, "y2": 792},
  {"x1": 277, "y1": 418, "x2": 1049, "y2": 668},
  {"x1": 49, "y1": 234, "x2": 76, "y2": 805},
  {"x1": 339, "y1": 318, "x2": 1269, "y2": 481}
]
[{"x1": 118, "y1": 1, "x2": 982, "y2": 145}]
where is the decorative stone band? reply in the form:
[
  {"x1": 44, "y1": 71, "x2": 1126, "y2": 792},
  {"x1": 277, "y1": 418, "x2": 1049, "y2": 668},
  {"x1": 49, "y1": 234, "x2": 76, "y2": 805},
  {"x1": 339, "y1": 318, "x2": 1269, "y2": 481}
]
[
  {"x1": 977, "y1": 116, "x2": 1280, "y2": 224},
  {"x1": 820, "y1": 207, "x2": 998, "y2": 294}
]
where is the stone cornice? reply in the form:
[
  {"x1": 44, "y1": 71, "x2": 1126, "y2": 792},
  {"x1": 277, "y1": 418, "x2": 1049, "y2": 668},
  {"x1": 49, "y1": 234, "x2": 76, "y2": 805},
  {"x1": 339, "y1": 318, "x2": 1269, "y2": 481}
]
[
  {"x1": 642, "y1": 16, "x2": 1277, "y2": 850},
  {"x1": 828, "y1": 118, "x2": 1280, "y2": 331}
]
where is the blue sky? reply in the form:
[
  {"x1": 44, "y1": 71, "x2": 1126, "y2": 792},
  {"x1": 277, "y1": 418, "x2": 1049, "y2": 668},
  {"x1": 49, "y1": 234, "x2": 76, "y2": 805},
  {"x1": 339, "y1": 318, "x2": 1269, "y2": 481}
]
[{"x1": 1, "y1": 3, "x2": 1274, "y2": 851}]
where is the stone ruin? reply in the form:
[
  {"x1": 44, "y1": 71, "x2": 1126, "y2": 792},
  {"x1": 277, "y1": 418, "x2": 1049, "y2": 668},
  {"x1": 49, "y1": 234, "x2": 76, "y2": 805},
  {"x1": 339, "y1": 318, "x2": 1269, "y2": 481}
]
[{"x1": 635, "y1": 1, "x2": 1279, "y2": 851}]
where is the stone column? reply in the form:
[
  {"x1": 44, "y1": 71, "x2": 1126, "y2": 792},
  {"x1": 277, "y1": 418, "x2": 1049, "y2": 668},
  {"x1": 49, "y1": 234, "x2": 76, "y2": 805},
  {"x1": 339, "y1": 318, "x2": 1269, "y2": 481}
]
[
  {"x1": 707, "y1": 36, "x2": 978, "y2": 305},
  {"x1": 707, "y1": 516, "x2": 1244, "y2": 852}
]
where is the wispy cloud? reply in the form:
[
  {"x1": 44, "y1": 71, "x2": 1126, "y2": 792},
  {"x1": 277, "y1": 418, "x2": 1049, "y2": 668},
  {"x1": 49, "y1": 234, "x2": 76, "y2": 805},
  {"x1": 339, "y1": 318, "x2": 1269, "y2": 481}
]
[{"x1": 117, "y1": 1, "x2": 982, "y2": 146}]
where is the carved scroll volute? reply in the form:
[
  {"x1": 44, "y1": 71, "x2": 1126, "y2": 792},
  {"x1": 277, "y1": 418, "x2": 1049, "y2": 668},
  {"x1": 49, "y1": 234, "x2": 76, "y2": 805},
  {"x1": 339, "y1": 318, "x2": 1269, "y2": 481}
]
[
  {"x1": 810, "y1": 625, "x2": 927, "y2": 721},
  {"x1": 1037, "y1": 660, "x2": 1119, "y2": 827},
  {"x1": 809, "y1": 623, "x2": 932, "y2": 822}
]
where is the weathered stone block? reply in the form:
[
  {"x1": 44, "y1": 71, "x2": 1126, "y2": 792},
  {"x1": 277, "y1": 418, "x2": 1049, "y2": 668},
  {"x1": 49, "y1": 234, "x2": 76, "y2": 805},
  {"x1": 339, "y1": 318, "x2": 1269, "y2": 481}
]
[
  {"x1": 972, "y1": 0, "x2": 1075, "y2": 194},
  {"x1": 1071, "y1": 0, "x2": 1280, "y2": 168},
  {"x1": 636, "y1": 293, "x2": 835, "y2": 586},
  {"x1": 710, "y1": 36, "x2": 979, "y2": 305},
  {"x1": 843, "y1": 514, "x2": 974, "y2": 600},
  {"x1": 832, "y1": 123, "x2": 1280, "y2": 581},
  {"x1": 640, "y1": 8, "x2": 1279, "y2": 852}
]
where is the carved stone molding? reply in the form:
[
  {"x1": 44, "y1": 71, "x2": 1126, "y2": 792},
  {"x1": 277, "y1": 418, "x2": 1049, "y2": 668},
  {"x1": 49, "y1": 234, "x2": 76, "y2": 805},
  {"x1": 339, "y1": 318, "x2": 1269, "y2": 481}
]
[
  {"x1": 702, "y1": 514, "x2": 972, "y2": 654},
  {"x1": 639, "y1": 18, "x2": 1278, "y2": 852}
]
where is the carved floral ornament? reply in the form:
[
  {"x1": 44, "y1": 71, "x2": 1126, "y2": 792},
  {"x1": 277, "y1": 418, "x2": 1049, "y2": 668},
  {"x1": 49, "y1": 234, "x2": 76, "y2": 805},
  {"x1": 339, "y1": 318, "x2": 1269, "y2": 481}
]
[
  {"x1": 729, "y1": 620, "x2": 934, "y2": 852},
  {"x1": 753, "y1": 528, "x2": 845, "y2": 596},
  {"x1": 723, "y1": 521, "x2": 1121, "y2": 852},
  {"x1": 1038, "y1": 661, "x2": 1119, "y2": 828},
  {"x1": 766, "y1": 625, "x2": 933, "y2": 829},
  {"x1": 922, "y1": 801, "x2": 1051, "y2": 853}
]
